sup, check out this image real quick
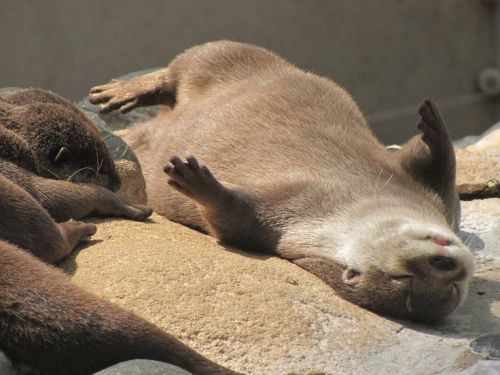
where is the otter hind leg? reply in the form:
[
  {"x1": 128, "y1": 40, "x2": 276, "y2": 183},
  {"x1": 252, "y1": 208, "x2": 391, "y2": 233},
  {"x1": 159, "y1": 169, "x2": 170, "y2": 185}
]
[
  {"x1": 398, "y1": 99, "x2": 460, "y2": 230},
  {"x1": 89, "y1": 69, "x2": 176, "y2": 114},
  {"x1": 58, "y1": 220, "x2": 97, "y2": 253},
  {"x1": 164, "y1": 155, "x2": 279, "y2": 252}
]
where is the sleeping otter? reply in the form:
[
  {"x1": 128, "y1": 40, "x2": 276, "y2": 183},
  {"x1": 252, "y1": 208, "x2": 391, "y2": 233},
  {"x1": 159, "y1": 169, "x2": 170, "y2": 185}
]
[
  {"x1": 0, "y1": 240, "x2": 239, "y2": 375},
  {"x1": 0, "y1": 89, "x2": 152, "y2": 229},
  {"x1": 0, "y1": 89, "x2": 121, "y2": 190},
  {"x1": 90, "y1": 41, "x2": 474, "y2": 322}
]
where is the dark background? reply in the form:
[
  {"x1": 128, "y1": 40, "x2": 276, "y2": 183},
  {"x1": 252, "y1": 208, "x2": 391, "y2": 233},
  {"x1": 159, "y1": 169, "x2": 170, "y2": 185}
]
[{"x1": 1, "y1": 0, "x2": 499, "y2": 143}]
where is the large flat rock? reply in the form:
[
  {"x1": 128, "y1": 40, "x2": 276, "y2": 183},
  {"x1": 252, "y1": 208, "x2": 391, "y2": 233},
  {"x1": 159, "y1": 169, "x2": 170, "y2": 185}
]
[{"x1": 61, "y1": 211, "x2": 500, "y2": 375}]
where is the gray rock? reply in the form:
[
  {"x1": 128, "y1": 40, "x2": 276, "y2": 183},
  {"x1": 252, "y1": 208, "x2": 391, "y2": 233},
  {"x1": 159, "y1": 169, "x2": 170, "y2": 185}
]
[
  {"x1": 93, "y1": 360, "x2": 192, "y2": 375},
  {"x1": 454, "y1": 122, "x2": 500, "y2": 149}
]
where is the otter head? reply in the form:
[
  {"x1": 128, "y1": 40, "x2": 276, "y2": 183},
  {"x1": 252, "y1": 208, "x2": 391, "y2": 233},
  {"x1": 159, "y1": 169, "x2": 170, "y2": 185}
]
[
  {"x1": 5, "y1": 99, "x2": 121, "y2": 192},
  {"x1": 292, "y1": 218, "x2": 475, "y2": 322}
]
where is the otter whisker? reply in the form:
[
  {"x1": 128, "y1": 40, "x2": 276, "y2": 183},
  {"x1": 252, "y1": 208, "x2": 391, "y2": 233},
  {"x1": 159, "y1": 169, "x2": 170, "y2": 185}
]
[
  {"x1": 406, "y1": 293, "x2": 413, "y2": 313},
  {"x1": 375, "y1": 169, "x2": 383, "y2": 191},
  {"x1": 65, "y1": 167, "x2": 99, "y2": 182},
  {"x1": 383, "y1": 173, "x2": 394, "y2": 188},
  {"x1": 39, "y1": 165, "x2": 61, "y2": 179}
]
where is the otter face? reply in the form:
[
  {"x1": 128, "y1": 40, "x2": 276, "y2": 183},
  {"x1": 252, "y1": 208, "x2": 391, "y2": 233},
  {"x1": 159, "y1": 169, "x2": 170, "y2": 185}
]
[
  {"x1": 291, "y1": 217, "x2": 475, "y2": 322},
  {"x1": 17, "y1": 104, "x2": 122, "y2": 192},
  {"x1": 335, "y1": 220, "x2": 475, "y2": 321}
]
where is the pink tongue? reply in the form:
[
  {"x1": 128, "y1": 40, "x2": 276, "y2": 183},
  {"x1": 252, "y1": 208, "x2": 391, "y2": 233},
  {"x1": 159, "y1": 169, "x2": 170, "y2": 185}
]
[{"x1": 432, "y1": 236, "x2": 451, "y2": 247}]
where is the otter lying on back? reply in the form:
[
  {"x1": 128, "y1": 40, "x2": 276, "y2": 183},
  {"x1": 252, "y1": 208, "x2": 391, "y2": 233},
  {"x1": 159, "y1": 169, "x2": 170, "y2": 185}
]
[{"x1": 91, "y1": 41, "x2": 475, "y2": 321}]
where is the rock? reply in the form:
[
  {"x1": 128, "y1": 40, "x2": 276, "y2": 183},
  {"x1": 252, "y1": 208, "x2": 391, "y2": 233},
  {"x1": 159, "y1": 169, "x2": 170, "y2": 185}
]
[
  {"x1": 94, "y1": 360, "x2": 192, "y2": 375},
  {"x1": 456, "y1": 149, "x2": 500, "y2": 198},
  {"x1": 114, "y1": 159, "x2": 147, "y2": 205},
  {"x1": 61, "y1": 212, "x2": 500, "y2": 374},
  {"x1": 455, "y1": 127, "x2": 500, "y2": 199},
  {"x1": 470, "y1": 333, "x2": 500, "y2": 360},
  {"x1": 454, "y1": 122, "x2": 500, "y2": 149}
]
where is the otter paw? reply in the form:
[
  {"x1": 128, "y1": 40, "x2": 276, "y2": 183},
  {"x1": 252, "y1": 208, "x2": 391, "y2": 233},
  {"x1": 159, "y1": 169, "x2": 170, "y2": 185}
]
[
  {"x1": 163, "y1": 156, "x2": 224, "y2": 203},
  {"x1": 89, "y1": 78, "x2": 148, "y2": 114},
  {"x1": 59, "y1": 220, "x2": 97, "y2": 249},
  {"x1": 417, "y1": 99, "x2": 451, "y2": 148},
  {"x1": 123, "y1": 204, "x2": 154, "y2": 221}
]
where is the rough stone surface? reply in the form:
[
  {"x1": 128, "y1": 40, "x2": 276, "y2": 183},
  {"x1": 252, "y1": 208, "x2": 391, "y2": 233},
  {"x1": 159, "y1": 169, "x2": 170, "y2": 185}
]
[
  {"x1": 455, "y1": 126, "x2": 500, "y2": 199},
  {"x1": 114, "y1": 159, "x2": 147, "y2": 205},
  {"x1": 94, "y1": 360, "x2": 191, "y2": 375},
  {"x1": 456, "y1": 149, "x2": 500, "y2": 198},
  {"x1": 60, "y1": 207, "x2": 500, "y2": 375}
]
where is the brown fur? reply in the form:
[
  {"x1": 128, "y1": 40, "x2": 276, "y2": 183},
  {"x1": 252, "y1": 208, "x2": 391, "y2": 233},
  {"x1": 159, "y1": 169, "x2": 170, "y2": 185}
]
[
  {"x1": 0, "y1": 89, "x2": 121, "y2": 190},
  {"x1": 0, "y1": 240, "x2": 239, "y2": 375},
  {"x1": 90, "y1": 41, "x2": 474, "y2": 321}
]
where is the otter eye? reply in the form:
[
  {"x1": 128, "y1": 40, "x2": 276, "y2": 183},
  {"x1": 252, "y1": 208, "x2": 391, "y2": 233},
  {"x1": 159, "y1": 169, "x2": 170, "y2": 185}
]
[{"x1": 50, "y1": 147, "x2": 73, "y2": 163}]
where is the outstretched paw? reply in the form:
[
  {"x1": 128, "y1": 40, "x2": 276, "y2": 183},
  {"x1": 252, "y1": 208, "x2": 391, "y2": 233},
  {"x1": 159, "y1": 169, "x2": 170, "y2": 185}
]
[
  {"x1": 417, "y1": 99, "x2": 451, "y2": 150},
  {"x1": 163, "y1": 156, "x2": 225, "y2": 204},
  {"x1": 89, "y1": 77, "x2": 157, "y2": 114},
  {"x1": 59, "y1": 220, "x2": 97, "y2": 250},
  {"x1": 122, "y1": 204, "x2": 154, "y2": 221}
]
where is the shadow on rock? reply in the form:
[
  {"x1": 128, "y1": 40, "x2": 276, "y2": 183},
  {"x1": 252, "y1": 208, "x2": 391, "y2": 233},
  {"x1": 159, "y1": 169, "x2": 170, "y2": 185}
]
[{"x1": 60, "y1": 239, "x2": 103, "y2": 276}]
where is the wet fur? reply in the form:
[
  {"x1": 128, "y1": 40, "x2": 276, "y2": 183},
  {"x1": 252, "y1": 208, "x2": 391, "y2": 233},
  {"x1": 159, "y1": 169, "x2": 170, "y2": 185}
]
[{"x1": 90, "y1": 41, "x2": 475, "y2": 321}]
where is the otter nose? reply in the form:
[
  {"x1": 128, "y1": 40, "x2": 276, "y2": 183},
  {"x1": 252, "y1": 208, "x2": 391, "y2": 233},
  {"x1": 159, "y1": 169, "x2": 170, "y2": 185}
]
[{"x1": 430, "y1": 256, "x2": 457, "y2": 272}]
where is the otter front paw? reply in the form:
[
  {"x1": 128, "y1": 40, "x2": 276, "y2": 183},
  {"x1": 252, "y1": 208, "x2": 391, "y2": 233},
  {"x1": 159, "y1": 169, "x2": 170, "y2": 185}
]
[
  {"x1": 417, "y1": 99, "x2": 451, "y2": 151},
  {"x1": 89, "y1": 77, "x2": 157, "y2": 114},
  {"x1": 163, "y1": 156, "x2": 225, "y2": 205},
  {"x1": 122, "y1": 204, "x2": 154, "y2": 221}
]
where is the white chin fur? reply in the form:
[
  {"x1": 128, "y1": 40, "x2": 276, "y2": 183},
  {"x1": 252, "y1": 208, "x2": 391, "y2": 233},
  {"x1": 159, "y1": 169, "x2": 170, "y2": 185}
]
[{"x1": 333, "y1": 219, "x2": 475, "y2": 278}]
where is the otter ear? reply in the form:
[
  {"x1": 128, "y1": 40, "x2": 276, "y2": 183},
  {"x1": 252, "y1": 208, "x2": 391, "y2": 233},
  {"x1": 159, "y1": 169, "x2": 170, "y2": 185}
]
[
  {"x1": 52, "y1": 146, "x2": 73, "y2": 163},
  {"x1": 342, "y1": 268, "x2": 362, "y2": 286}
]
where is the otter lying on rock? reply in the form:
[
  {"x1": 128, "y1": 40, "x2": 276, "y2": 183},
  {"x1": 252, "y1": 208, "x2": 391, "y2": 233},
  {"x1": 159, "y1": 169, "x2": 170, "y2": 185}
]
[
  {"x1": 0, "y1": 240, "x2": 239, "y2": 375},
  {"x1": 90, "y1": 41, "x2": 475, "y2": 322},
  {"x1": 0, "y1": 89, "x2": 151, "y2": 258}
]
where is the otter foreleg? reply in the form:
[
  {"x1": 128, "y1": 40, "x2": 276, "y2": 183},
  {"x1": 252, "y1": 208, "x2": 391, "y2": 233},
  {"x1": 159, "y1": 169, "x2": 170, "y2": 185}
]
[
  {"x1": 89, "y1": 68, "x2": 176, "y2": 114},
  {"x1": 398, "y1": 99, "x2": 460, "y2": 230},
  {"x1": 0, "y1": 176, "x2": 96, "y2": 263},
  {"x1": 0, "y1": 162, "x2": 152, "y2": 222},
  {"x1": 164, "y1": 156, "x2": 279, "y2": 252},
  {"x1": 31, "y1": 178, "x2": 154, "y2": 223}
]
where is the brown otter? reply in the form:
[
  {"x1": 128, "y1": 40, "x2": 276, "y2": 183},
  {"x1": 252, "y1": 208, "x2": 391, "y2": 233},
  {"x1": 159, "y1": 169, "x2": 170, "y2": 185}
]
[
  {"x1": 90, "y1": 41, "x2": 474, "y2": 322},
  {"x1": 0, "y1": 240, "x2": 239, "y2": 375},
  {"x1": 0, "y1": 89, "x2": 121, "y2": 191},
  {"x1": 0, "y1": 89, "x2": 152, "y2": 226}
]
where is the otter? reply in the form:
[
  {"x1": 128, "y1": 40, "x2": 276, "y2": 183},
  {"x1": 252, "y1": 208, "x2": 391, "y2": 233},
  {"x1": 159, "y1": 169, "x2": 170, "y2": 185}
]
[
  {"x1": 0, "y1": 89, "x2": 121, "y2": 190},
  {"x1": 0, "y1": 89, "x2": 152, "y2": 231},
  {"x1": 0, "y1": 240, "x2": 239, "y2": 375},
  {"x1": 90, "y1": 41, "x2": 475, "y2": 322}
]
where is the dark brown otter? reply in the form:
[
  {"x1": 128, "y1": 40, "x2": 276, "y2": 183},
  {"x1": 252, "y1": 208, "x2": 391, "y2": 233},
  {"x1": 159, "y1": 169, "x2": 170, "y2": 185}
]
[
  {"x1": 90, "y1": 41, "x2": 474, "y2": 322},
  {"x1": 0, "y1": 240, "x2": 239, "y2": 375},
  {"x1": 0, "y1": 89, "x2": 121, "y2": 191},
  {"x1": 0, "y1": 89, "x2": 152, "y2": 224}
]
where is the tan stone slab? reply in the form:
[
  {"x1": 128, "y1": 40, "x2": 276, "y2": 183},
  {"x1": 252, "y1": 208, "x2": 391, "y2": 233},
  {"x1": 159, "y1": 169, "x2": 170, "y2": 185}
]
[
  {"x1": 62, "y1": 213, "x2": 500, "y2": 374},
  {"x1": 62, "y1": 214, "x2": 399, "y2": 374},
  {"x1": 456, "y1": 149, "x2": 500, "y2": 197}
]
